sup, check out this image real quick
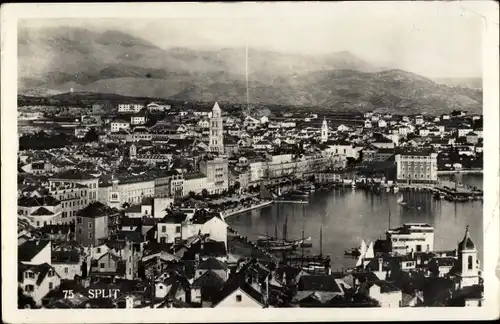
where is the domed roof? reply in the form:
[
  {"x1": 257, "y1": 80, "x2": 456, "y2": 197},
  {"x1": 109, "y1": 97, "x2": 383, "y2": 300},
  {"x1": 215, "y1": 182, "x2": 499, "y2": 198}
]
[{"x1": 458, "y1": 226, "x2": 475, "y2": 251}]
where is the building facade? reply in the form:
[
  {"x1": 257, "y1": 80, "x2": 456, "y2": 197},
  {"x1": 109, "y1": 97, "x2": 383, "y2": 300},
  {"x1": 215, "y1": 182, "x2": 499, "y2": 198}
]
[
  {"x1": 50, "y1": 170, "x2": 99, "y2": 202},
  {"x1": 75, "y1": 202, "x2": 120, "y2": 247},
  {"x1": 386, "y1": 223, "x2": 435, "y2": 255},
  {"x1": 48, "y1": 182, "x2": 89, "y2": 225},
  {"x1": 395, "y1": 151, "x2": 438, "y2": 184},
  {"x1": 199, "y1": 157, "x2": 229, "y2": 194}
]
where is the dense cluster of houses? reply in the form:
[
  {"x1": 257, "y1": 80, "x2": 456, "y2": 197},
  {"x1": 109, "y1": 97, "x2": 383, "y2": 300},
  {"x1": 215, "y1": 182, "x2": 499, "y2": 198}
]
[
  {"x1": 17, "y1": 101, "x2": 483, "y2": 308},
  {"x1": 18, "y1": 211, "x2": 483, "y2": 308}
]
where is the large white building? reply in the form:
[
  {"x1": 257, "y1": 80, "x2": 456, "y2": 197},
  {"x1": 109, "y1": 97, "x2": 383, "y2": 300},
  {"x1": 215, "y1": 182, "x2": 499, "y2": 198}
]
[
  {"x1": 110, "y1": 119, "x2": 130, "y2": 133},
  {"x1": 386, "y1": 223, "x2": 435, "y2": 255},
  {"x1": 199, "y1": 157, "x2": 229, "y2": 194},
  {"x1": 117, "y1": 103, "x2": 144, "y2": 113},
  {"x1": 395, "y1": 150, "x2": 438, "y2": 184},
  {"x1": 209, "y1": 102, "x2": 224, "y2": 154}
]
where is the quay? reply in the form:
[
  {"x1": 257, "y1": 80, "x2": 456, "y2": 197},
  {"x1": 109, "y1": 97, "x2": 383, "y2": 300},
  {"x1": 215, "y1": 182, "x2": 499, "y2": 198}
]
[
  {"x1": 221, "y1": 200, "x2": 274, "y2": 219},
  {"x1": 437, "y1": 169, "x2": 483, "y2": 175},
  {"x1": 274, "y1": 200, "x2": 309, "y2": 204}
]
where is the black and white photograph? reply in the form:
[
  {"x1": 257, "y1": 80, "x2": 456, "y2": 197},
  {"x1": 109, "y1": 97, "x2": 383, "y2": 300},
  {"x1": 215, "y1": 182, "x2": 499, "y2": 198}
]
[{"x1": 2, "y1": 1, "x2": 499, "y2": 322}]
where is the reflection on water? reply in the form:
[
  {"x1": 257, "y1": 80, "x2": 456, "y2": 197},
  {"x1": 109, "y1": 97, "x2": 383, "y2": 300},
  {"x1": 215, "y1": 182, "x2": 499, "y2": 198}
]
[{"x1": 227, "y1": 175, "x2": 483, "y2": 270}]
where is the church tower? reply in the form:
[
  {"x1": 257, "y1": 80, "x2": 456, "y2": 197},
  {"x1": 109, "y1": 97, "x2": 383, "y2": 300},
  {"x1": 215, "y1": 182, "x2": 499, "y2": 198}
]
[
  {"x1": 209, "y1": 102, "x2": 224, "y2": 154},
  {"x1": 456, "y1": 225, "x2": 480, "y2": 289},
  {"x1": 321, "y1": 118, "x2": 329, "y2": 143}
]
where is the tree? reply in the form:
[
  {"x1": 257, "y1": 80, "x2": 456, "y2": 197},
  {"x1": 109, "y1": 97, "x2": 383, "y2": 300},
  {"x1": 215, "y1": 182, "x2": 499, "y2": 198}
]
[
  {"x1": 188, "y1": 191, "x2": 196, "y2": 199},
  {"x1": 84, "y1": 128, "x2": 99, "y2": 142},
  {"x1": 234, "y1": 181, "x2": 241, "y2": 192},
  {"x1": 18, "y1": 288, "x2": 36, "y2": 309}
]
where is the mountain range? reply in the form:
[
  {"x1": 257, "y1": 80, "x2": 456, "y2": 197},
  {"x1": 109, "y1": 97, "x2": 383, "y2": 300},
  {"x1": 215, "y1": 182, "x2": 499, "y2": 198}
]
[{"x1": 18, "y1": 26, "x2": 483, "y2": 114}]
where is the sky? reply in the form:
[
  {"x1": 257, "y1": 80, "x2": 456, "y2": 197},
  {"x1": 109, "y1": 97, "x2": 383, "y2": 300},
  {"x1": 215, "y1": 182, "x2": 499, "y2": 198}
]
[{"x1": 19, "y1": 2, "x2": 484, "y2": 79}]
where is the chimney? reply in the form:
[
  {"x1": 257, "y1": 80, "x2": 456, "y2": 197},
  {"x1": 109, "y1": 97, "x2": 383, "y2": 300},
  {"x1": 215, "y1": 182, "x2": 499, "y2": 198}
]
[{"x1": 378, "y1": 258, "x2": 383, "y2": 272}]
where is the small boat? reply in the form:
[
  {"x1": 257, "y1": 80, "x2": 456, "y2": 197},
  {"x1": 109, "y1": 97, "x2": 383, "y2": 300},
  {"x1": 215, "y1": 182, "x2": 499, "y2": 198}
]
[{"x1": 344, "y1": 247, "x2": 361, "y2": 258}]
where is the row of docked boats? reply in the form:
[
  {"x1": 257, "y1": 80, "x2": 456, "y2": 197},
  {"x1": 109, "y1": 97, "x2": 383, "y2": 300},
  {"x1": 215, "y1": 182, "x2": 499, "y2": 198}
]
[{"x1": 257, "y1": 234, "x2": 313, "y2": 251}]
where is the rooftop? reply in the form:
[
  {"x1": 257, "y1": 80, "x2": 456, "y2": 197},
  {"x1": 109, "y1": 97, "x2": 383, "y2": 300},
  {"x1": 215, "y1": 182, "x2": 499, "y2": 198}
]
[
  {"x1": 52, "y1": 169, "x2": 96, "y2": 180},
  {"x1": 18, "y1": 240, "x2": 51, "y2": 262},
  {"x1": 76, "y1": 202, "x2": 119, "y2": 218},
  {"x1": 18, "y1": 195, "x2": 60, "y2": 207}
]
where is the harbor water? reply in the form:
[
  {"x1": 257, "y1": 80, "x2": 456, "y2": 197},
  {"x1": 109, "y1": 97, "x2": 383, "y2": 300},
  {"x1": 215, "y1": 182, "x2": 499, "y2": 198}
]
[{"x1": 226, "y1": 175, "x2": 484, "y2": 270}]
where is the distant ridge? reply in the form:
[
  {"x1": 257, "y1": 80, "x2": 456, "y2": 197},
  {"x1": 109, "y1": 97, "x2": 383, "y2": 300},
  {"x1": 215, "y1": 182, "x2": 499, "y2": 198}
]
[{"x1": 18, "y1": 26, "x2": 483, "y2": 114}]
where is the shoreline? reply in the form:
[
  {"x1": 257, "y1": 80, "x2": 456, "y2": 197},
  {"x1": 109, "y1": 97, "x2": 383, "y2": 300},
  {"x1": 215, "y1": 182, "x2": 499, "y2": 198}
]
[
  {"x1": 437, "y1": 169, "x2": 483, "y2": 175},
  {"x1": 221, "y1": 200, "x2": 274, "y2": 219}
]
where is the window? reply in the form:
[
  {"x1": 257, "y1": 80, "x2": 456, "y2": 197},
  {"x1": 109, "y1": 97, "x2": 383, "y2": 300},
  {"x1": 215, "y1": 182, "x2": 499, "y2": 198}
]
[
  {"x1": 25, "y1": 271, "x2": 35, "y2": 279},
  {"x1": 129, "y1": 269, "x2": 131, "y2": 275},
  {"x1": 78, "y1": 228, "x2": 82, "y2": 234},
  {"x1": 236, "y1": 295, "x2": 242, "y2": 302},
  {"x1": 48, "y1": 270, "x2": 53, "y2": 277},
  {"x1": 468, "y1": 256, "x2": 473, "y2": 270},
  {"x1": 100, "y1": 263, "x2": 105, "y2": 269},
  {"x1": 176, "y1": 226, "x2": 181, "y2": 233},
  {"x1": 49, "y1": 282, "x2": 54, "y2": 290},
  {"x1": 77, "y1": 217, "x2": 83, "y2": 224},
  {"x1": 97, "y1": 248, "x2": 101, "y2": 253},
  {"x1": 64, "y1": 267, "x2": 68, "y2": 274},
  {"x1": 160, "y1": 237, "x2": 166, "y2": 243},
  {"x1": 88, "y1": 222, "x2": 92, "y2": 229},
  {"x1": 88, "y1": 233, "x2": 92, "y2": 239},
  {"x1": 25, "y1": 284, "x2": 34, "y2": 292},
  {"x1": 416, "y1": 245, "x2": 422, "y2": 252}
]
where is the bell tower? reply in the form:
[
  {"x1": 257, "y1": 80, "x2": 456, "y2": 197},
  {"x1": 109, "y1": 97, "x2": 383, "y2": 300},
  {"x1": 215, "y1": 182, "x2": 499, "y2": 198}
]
[
  {"x1": 457, "y1": 225, "x2": 479, "y2": 289},
  {"x1": 321, "y1": 118, "x2": 328, "y2": 143},
  {"x1": 209, "y1": 102, "x2": 224, "y2": 154}
]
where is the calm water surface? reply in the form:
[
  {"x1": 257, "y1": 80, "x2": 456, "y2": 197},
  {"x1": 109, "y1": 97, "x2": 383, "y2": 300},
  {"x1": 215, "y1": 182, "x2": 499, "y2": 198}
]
[{"x1": 226, "y1": 175, "x2": 483, "y2": 270}]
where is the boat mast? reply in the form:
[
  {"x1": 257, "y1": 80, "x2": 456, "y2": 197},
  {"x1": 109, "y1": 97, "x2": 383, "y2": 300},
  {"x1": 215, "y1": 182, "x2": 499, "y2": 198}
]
[
  {"x1": 283, "y1": 213, "x2": 288, "y2": 241},
  {"x1": 275, "y1": 203, "x2": 279, "y2": 239},
  {"x1": 301, "y1": 204, "x2": 305, "y2": 268},
  {"x1": 320, "y1": 226, "x2": 323, "y2": 256}
]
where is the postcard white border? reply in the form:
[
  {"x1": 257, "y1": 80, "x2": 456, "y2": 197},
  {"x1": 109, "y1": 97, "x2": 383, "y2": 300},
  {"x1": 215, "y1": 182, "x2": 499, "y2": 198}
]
[{"x1": 2, "y1": 1, "x2": 499, "y2": 322}]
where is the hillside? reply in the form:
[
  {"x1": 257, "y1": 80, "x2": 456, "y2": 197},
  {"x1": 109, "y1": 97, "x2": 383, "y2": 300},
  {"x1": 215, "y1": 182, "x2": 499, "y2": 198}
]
[
  {"x1": 433, "y1": 77, "x2": 482, "y2": 90},
  {"x1": 18, "y1": 26, "x2": 483, "y2": 114}
]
